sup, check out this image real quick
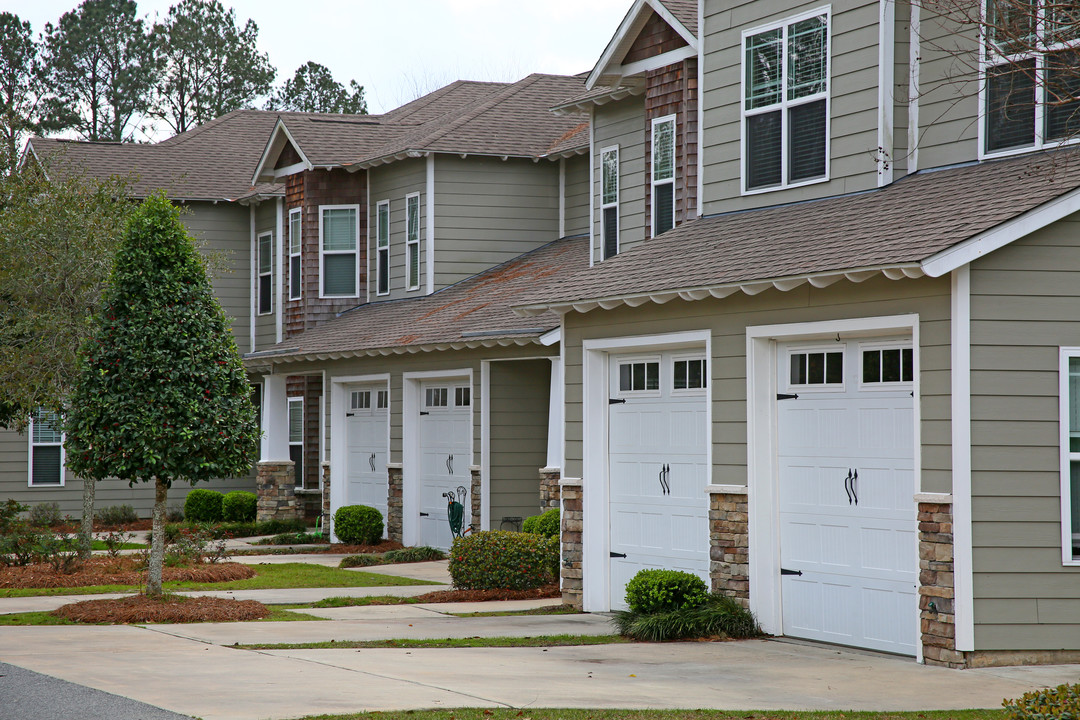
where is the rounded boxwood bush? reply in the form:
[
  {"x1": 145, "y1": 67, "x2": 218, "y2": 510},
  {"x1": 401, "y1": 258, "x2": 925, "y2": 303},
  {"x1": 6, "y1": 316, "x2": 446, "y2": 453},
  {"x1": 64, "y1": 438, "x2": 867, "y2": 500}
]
[
  {"x1": 222, "y1": 491, "x2": 257, "y2": 522},
  {"x1": 522, "y1": 508, "x2": 560, "y2": 539},
  {"x1": 448, "y1": 530, "x2": 558, "y2": 590},
  {"x1": 183, "y1": 489, "x2": 224, "y2": 523},
  {"x1": 624, "y1": 569, "x2": 709, "y2": 614},
  {"x1": 334, "y1": 505, "x2": 384, "y2": 545}
]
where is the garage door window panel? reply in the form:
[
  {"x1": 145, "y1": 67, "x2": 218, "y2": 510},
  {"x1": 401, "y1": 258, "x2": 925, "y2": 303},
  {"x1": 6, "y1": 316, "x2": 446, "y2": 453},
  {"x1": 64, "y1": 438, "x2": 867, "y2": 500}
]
[
  {"x1": 618, "y1": 359, "x2": 661, "y2": 396},
  {"x1": 788, "y1": 349, "x2": 844, "y2": 389},
  {"x1": 861, "y1": 344, "x2": 914, "y2": 387},
  {"x1": 672, "y1": 357, "x2": 707, "y2": 392}
]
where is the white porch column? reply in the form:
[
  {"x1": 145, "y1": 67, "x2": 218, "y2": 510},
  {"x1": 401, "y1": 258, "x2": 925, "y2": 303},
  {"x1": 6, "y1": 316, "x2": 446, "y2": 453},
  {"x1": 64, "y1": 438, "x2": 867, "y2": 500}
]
[
  {"x1": 261, "y1": 373, "x2": 291, "y2": 462},
  {"x1": 546, "y1": 357, "x2": 564, "y2": 470}
]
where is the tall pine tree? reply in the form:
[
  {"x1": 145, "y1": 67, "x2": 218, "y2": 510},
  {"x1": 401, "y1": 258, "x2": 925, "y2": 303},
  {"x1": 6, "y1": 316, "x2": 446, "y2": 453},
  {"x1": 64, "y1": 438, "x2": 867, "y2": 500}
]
[{"x1": 65, "y1": 193, "x2": 258, "y2": 595}]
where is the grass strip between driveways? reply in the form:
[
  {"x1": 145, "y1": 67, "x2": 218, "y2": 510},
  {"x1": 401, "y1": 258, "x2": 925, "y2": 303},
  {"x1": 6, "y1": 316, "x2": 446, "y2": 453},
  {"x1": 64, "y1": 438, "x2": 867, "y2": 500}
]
[
  {"x1": 292, "y1": 711, "x2": 1006, "y2": 720},
  {"x1": 0, "y1": 563, "x2": 439, "y2": 598},
  {"x1": 236, "y1": 634, "x2": 629, "y2": 650}
]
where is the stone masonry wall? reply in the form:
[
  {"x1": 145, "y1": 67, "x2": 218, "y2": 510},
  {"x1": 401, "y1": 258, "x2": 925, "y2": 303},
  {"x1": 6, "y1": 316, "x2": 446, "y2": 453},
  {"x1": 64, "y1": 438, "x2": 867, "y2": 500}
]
[
  {"x1": 256, "y1": 461, "x2": 298, "y2": 523},
  {"x1": 386, "y1": 463, "x2": 403, "y2": 543},
  {"x1": 321, "y1": 462, "x2": 331, "y2": 532},
  {"x1": 919, "y1": 500, "x2": 962, "y2": 668},
  {"x1": 560, "y1": 481, "x2": 583, "y2": 610},
  {"x1": 708, "y1": 488, "x2": 749, "y2": 606},
  {"x1": 540, "y1": 467, "x2": 561, "y2": 511},
  {"x1": 469, "y1": 466, "x2": 482, "y2": 532}
]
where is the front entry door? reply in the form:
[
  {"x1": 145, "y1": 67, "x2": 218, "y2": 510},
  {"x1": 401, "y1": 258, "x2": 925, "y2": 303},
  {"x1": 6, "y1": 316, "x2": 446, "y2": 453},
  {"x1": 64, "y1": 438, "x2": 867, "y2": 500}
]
[
  {"x1": 344, "y1": 385, "x2": 389, "y2": 529},
  {"x1": 418, "y1": 381, "x2": 471, "y2": 549},
  {"x1": 777, "y1": 339, "x2": 918, "y2": 655}
]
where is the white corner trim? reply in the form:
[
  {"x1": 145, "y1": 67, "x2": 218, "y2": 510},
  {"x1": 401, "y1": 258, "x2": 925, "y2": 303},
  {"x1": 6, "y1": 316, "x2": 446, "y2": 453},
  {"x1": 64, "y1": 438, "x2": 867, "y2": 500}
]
[
  {"x1": 951, "y1": 265, "x2": 975, "y2": 652},
  {"x1": 539, "y1": 327, "x2": 562, "y2": 347},
  {"x1": 877, "y1": 0, "x2": 895, "y2": 187},
  {"x1": 426, "y1": 154, "x2": 435, "y2": 295},
  {"x1": 248, "y1": 205, "x2": 256, "y2": 353},
  {"x1": 923, "y1": 186, "x2": 1080, "y2": 277},
  {"x1": 589, "y1": 111, "x2": 596, "y2": 267},
  {"x1": 481, "y1": 361, "x2": 491, "y2": 532},
  {"x1": 275, "y1": 198, "x2": 284, "y2": 344},
  {"x1": 559, "y1": 158, "x2": 566, "y2": 239},
  {"x1": 908, "y1": 0, "x2": 921, "y2": 174},
  {"x1": 705, "y1": 484, "x2": 748, "y2": 495},
  {"x1": 697, "y1": 0, "x2": 705, "y2": 217}
]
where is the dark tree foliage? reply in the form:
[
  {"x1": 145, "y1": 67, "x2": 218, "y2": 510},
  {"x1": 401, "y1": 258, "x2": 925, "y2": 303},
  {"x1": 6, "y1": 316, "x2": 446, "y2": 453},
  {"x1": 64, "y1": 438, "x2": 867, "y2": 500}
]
[
  {"x1": 267, "y1": 61, "x2": 368, "y2": 114},
  {"x1": 0, "y1": 13, "x2": 65, "y2": 174},
  {"x1": 64, "y1": 193, "x2": 259, "y2": 595},
  {"x1": 152, "y1": 0, "x2": 275, "y2": 134},
  {"x1": 43, "y1": 0, "x2": 160, "y2": 142}
]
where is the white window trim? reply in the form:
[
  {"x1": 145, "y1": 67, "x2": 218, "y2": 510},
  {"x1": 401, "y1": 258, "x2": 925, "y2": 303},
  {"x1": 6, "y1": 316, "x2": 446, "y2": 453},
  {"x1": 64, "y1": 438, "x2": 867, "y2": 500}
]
[
  {"x1": 784, "y1": 344, "x2": 847, "y2": 392},
  {"x1": 405, "y1": 192, "x2": 421, "y2": 292},
  {"x1": 614, "y1": 354, "x2": 663, "y2": 398},
  {"x1": 288, "y1": 397, "x2": 304, "y2": 487},
  {"x1": 1059, "y1": 347, "x2": 1080, "y2": 565},
  {"x1": 288, "y1": 208, "x2": 302, "y2": 301},
  {"x1": 257, "y1": 231, "x2": 273, "y2": 316},
  {"x1": 600, "y1": 145, "x2": 619, "y2": 260},
  {"x1": 28, "y1": 411, "x2": 65, "y2": 488},
  {"x1": 651, "y1": 114, "x2": 677, "y2": 238},
  {"x1": 670, "y1": 352, "x2": 708, "y2": 395},
  {"x1": 376, "y1": 199, "x2": 390, "y2": 297},
  {"x1": 740, "y1": 6, "x2": 832, "y2": 195},
  {"x1": 978, "y1": 0, "x2": 1080, "y2": 159},
  {"x1": 318, "y1": 204, "x2": 361, "y2": 299},
  {"x1": 857, "y1": 340, "x2": 915, "y2": 390}
]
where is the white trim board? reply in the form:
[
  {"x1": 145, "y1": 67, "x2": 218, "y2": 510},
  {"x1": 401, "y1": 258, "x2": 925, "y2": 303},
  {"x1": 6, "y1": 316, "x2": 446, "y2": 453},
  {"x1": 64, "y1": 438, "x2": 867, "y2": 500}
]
[
  {"x1": 951, "y1": 267, "x2": 975, "y2": 651},
  {"x1": 877, "y1": 0, "x2": 895, "y2": 187}
]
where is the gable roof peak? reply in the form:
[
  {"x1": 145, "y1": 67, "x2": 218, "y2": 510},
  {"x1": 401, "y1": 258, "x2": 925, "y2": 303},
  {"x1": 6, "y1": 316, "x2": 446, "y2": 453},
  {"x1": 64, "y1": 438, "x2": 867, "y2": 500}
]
[{"x1": 586, "y1": 0, "x2": 698, "y2": 91}]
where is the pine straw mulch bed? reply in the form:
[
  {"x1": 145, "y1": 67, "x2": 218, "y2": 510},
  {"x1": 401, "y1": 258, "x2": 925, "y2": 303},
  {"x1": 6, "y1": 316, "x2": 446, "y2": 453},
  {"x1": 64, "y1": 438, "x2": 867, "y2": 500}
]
[
  {"x1": 0, "y1": 557, "x2": 255, "y2": 589},
  {"x1": 412, "y1": 584, "x2": 561, "y2": 603},
  {"x1": 54, "y1": 519, "x2": 153, "y2": 533},
  {"x1": 53, "y1": 594, "x2": 269, "y2": 624}
]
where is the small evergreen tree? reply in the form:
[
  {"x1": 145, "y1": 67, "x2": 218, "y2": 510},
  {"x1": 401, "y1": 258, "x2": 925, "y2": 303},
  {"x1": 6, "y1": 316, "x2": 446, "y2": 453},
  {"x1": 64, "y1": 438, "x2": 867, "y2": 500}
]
[{"x1": 64, "y1": 192, "x2": 258, "y2": 596}]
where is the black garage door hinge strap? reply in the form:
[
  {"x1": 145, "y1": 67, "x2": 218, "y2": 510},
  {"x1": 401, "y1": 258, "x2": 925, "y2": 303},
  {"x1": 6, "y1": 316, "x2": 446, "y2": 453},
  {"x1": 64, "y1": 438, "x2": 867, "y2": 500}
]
[
  {"x1": 777, "y1": 393, "x2": 799, "y2": 400},
  {"x1": 608, "y1": 398, "x2": 626, "y2": 405},
  {"x1": 780, "y1": 568, "x2": 803, "y2": 576},
  {"x1": 610, "y1": 551, "x2": 627, "y2": 558}
]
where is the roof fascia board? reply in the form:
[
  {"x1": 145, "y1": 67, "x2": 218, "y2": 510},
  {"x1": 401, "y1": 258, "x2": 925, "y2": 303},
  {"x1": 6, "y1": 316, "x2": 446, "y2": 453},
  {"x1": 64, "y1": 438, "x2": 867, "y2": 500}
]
[
  {"x1": 273, "y1": 161, "x2": 308, "y2": 179},
  {"x1": 348, "y1": 149, "x2": 560, "y2": 171},
  {"x1": 550, "y1": 84, "x2": 647, "y2": 115},
  {"x1": 18, "y1": 141, "x2": 44, "y2": 177},
  {"x1": 251, "y1": 119, "x2": 313, "y2": 185},
  {"x1": 246, "y1": 335, "x2": 547, "y2": 367},
  {"x1": 586, "y1": 0, "x2": 698, "y2": 90},
  {"x1": 618, "y1": 45, "x2": 698, "y2": 79},
  {"x1": 921, "y1": 184, "x2": 1080, "y2": 276}
]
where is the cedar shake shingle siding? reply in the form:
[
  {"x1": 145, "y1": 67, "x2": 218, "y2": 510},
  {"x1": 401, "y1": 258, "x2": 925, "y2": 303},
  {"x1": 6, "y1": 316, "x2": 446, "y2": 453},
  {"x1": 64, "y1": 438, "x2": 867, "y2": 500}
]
[
  {"x1": 624, "y1": 9, "x2": 690, "y2": 63},
  {"x1": 644, "y1": 58, "x2": 698, "y2": 236}
]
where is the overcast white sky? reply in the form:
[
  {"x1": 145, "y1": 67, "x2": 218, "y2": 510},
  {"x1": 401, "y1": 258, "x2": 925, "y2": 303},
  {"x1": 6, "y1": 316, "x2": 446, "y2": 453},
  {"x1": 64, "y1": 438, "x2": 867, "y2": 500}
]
[{"x1": 10, "y1": 0, "x2": 632, "y2": 117}]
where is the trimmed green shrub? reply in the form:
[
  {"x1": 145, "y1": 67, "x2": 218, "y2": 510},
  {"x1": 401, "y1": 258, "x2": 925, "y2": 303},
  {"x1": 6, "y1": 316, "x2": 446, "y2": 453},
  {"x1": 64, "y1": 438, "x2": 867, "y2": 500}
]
[
  {"x1": 29, "y1": 502, "x2": 63, "y2": 528},
  {"x1": 184, "y1": 489, "x2": 224, "y2": 523},
  {"x1": 94, "y1": 504, "x2": 138, "y2": 526},
  {"x1": 522, "y1": 508, "x2": 560, "y2": 539},
  {"x1": 339, "y1": 554, "x2": 382, "y2": 568},
  {"x1": 1004, "y1": 683, "x2": 1080, "y2": 720},
  {"x1": 163, "y1": 517, "x2": 307, "y2": 543},
  {"x1": 222, "y1": 491, "x2": 257, "y2": 522},
  {"x1": 612, "y1": 593, "x2": 760, "y2": 642},
  {"x1": 449, "y1": 530, "x2": 558, "y2": 590},
  {"x1": 334, "y1": 505, "x2": 384, "y2": 545},
  {"x1": 624, "y1": 569, "x2": 709, "y2": 614},
  {"x1": 257, "y1": 518, "x2": 307, "y2": 535},
  {"x1": 382, "y1": 546, "x2": 446, "y2": 563}
]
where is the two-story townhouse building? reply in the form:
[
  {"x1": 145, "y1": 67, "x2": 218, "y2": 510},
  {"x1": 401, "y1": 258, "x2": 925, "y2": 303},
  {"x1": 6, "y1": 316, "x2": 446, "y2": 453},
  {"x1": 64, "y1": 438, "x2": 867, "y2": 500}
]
[
  {"x1": 244, "y1": 74, "x2": 591, "y2": 548},
  {"x1": 1, "y1": 110, "x2": 285, "y2": 515},
  {"x1": 511, "y1": 0, "x2": 1080, "y2": 668}
]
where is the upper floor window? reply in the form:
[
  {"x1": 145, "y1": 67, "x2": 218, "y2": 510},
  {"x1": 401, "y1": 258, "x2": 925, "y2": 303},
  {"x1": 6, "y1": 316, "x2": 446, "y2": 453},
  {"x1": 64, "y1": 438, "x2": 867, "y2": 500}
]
[
  {"x1": 29, "y1": 408, "x2": 64, "y2": 487},
  {"x1": 406, "y1": 193, "x2": 421, "y2": 291},
  {"x1": 652, "y1": 116, "x2": 676, "y2": 236},
  {"x1": 320, "y1": 206, "x2": 359, "y2": 298},
  {"x1": 257, "y1": 231, "x2": 273, "y2": 315},
  {"x1": 601, "y1": 146, "x2": 619, "y2": 259},
  {"x1": 983, "y1": 0, "x2": 1080, "y2": 155},
  {"x1": 376, "y1": 200, "x2": 390, "y2": 296},
  {"x1": 743, "y1": 10, "x2": 830, "y2": 193},
  {"x1": 288, "y1": 208, "x2": 301, "y2": 301}
]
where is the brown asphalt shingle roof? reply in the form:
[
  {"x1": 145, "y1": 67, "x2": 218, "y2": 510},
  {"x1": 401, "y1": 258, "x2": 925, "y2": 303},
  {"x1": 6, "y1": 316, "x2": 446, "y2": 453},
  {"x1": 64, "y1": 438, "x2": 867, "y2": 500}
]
[
  {"x1": 515, "y1": 149, "x2": 1080, "y2": 312},
  {"x1": 247, "y1": 235, "x2": 587, "y2": 364},
  {"x1": 29, "y1": 110, "x2": 284, "y2": 201}
]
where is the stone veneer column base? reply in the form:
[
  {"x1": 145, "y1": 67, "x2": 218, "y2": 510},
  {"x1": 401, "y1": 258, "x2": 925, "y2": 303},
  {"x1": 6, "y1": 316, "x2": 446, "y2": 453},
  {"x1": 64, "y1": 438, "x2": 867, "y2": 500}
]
[
  {"x1": 560, "y1": 480, "x2": 583, "y2": 610},
  {"x1": 321, "y1": 462, "x2": 331, "y2": 533},
  {"x1": 540, "y1": 467, "x2": 561, "y2": 511},
  {"x1": 387, "y1": 463, "x2": 404, "y2": 544},
  {"x1": 919, "y1": 499, "x2": 963, "y2": 668},
  {"x1": 708, "y1": 487, "x2": 749, "y2": 607},
  {"x1": 256, "y1": 461, "x2": 298, "y2": 523},
  {"x1": 469, "y1": 465, "x2": 482, "y2": 532}
]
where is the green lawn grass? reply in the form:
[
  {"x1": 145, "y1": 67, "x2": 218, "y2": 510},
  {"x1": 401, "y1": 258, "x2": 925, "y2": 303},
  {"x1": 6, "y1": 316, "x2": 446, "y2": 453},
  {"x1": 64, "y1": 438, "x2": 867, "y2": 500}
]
[
  {"x1": 90, "y1": 540, "x2": 146, "y2": 551},
  {"x1": 0, "y1": 563, "x2": 440, "y2": 598},
  {"x1": 293, "y1": 711, "x2": 1005, "y2": 720},
  {"x1": 236, "y1": 634, "x2": 628, "y2": 650}
]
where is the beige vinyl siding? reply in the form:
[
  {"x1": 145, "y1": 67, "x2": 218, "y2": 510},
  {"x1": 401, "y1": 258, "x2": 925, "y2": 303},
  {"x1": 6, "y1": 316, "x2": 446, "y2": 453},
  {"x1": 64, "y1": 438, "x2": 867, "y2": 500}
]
[
  {"x1": 433, "y1": 155, "x2": 559, "y2": 289},
  {"x1": 561, "y1": 275, "x2": 951, "y2": 491},
  {"x1": 488, "y1": 359, "x2": 551, "y2": 526},
  {"x1": 701, "y1": 0, "x2": 887, "y2": 213},
  {"x1": 593, "y1": 96, "x2": 646, "y2": 259},
  {"x1": 368, "y1": 158, "x2": 426, "y2": 300},
  {"x1": 182, "y1": 202, "x2": 251, "y2": 344},
  {"x1": 969, "y1": 213, "x2": 1080, "y2": 651},
  {"x1": 563, "y1": 154, "x2": 590, "y2": 237},
  {"x1": 253, "y1": 200, "x2": 278, "y2": 351}
]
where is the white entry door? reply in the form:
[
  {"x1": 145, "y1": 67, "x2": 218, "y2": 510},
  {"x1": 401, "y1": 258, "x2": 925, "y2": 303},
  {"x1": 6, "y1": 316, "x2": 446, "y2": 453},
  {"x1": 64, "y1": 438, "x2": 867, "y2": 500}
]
[
  {"x1": 777, "y1": 340, "x2": 918, "y2": 655},
  {"x1": 344, "y1": 385, "x2": 390, "y2": 529},
  {"x1": 608, "y1": 352, "x2": 709, "y2": 610},
  {"x1": 418, "y1": 381, "x2": 472, "y2": 550}
]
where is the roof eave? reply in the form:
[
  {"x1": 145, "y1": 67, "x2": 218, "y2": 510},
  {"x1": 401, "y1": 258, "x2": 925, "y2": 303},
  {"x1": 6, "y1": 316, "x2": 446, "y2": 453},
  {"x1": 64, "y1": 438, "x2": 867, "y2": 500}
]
[
  {"x1": 243, "y1": 335, "x2": 549, "y2": 369},
  {"x1": 551, "y1": 83, "x2": 647, "y2": 115}
]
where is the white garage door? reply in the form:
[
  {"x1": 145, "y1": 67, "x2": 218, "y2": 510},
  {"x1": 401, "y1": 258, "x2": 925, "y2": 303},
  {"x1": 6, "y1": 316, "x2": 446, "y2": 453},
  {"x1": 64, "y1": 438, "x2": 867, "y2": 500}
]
[
  {"x1": 418, "y1": 381, "x2": 472, "y2": 550},
  {"x1": 344, "y1": 385, "x2": 390, "y2": 530},
  {"x1": 777, "y1": 339, "x2": 918, "y2": 656},
  {"x1": 608, "y1": 352, "x2": 709, "y2": 610}
]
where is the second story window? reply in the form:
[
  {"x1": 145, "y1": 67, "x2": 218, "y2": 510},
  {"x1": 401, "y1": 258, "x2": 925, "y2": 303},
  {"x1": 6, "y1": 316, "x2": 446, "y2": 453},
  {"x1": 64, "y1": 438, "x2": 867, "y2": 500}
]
[
  {"x1": 984, "y1": 0, "x2": 1080, "y2": 154},
  {"x1": 652, "y1": 116, "x2": 676, "y2": 236},
  {"x1": 257, "y1": 231, "x2": 273, "y2": 315},
  {"x1": 601, "y1": 146, "x2": 619, "y2": 259},
  {"x1": 376, "y1": 200, "x2": 390, "y2": 296},
  {"x1": 288, "y1": 208, "x2": 301, "y2": 301},
  {"x1": 743, "y1": 10, "x2": 830, "y2": 193},
  {"x1": 406, "y1": 193, "x2": 420, "y2": 291},
  {"x1": 320, "y1": 206, "x2": 359, "y2": 298}
]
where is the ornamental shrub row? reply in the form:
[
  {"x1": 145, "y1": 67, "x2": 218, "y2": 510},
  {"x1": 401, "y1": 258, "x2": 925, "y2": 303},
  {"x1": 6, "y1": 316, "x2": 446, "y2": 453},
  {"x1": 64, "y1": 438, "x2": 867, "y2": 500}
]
[
  {"x1": 522, "y1": 508, "x2": 560, "y2": 539},
  {"x1": 183, "y1": 489, "x2": 257, "y2": 523},
  {"x1": 1004, "y1": 683, "x2": 1080, "y2": 720},
  {"x1": 448, "y1": 530, "x2": 558, "y2": 590}
]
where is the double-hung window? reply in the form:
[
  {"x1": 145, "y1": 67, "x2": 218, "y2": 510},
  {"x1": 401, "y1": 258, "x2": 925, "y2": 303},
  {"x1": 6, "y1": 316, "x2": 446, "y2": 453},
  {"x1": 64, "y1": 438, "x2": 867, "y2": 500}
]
[
  {"x1": 376, "y1": 200, "x2": 390, "y2": 296},
  {"x1": 983, "y1": 0, "x2": 1080, "y2": 154},
  {"x1": 405, "y1": 193, "x2": 421, "y2": 291},
  {"x1": 288, "y1": 208, "x2": 301, "y2": 301},
  {"x1": 29, "y1": 408, "x2": 63, "y2": 487},
  {"x1": 601, "y1": 146, "x2": 619, "y2": 259},
  {"x1": 257, "y1": 232, "x2": 273, "y2": 315},
  {"x1": 288, "y1": 398, "x2": 304, "y2": 488},
  {"x1": 743, "y1": 10, "x2": 830, "y2": 192},
  {"x1": 320, "y1": 206, "x2": 359, "y2": 298},
  {"x1": 652, "y1": 116, "x2": 676, "y2": 236},
  {"x1": 1059, "y1": 349, "x2": 1080, "y2": 563}
]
